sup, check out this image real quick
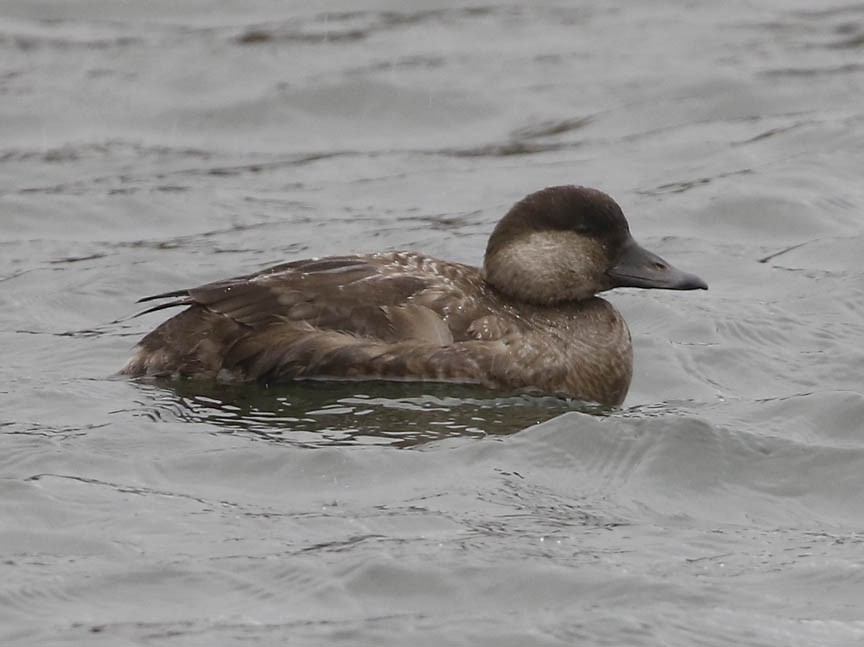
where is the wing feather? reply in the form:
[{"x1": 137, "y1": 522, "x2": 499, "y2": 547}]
[{"x1": 123, "y1": 252, "x2": 509, "y2": 380}]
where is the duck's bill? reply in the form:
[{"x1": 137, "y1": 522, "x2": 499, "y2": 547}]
[{"x1": 607, "y1": 239, "x2": 707, "y2": 290}]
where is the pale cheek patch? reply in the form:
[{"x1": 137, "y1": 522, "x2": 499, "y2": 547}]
[{"x1": 486, "y1": 230, "x2": 608, "y2": 303}]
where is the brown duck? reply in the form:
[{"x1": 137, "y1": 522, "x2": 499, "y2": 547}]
[{"x1": 122, "y1": 185, "x2": 706, "y2": 404}]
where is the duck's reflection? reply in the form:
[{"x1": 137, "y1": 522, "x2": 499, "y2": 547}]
[{"x1": 134, "y1": 379, "x2": 609, "y2": 448}]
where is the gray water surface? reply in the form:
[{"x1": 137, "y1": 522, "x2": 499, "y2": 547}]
[{"x1": 3, "y1": 1, "x2": 864, "y2": 645}]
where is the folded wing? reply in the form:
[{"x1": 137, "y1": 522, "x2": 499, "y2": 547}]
[{"x1": 122, "y1": 252, "x2": 518, "y2": 383}]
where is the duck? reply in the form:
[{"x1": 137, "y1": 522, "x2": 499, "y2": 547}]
[{"x1": 121, "y1": 185, "x2": 706, "y2": 405}]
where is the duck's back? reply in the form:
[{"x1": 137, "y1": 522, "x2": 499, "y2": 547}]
[
  {"x1": 126, "y1": 252, "x2": 494, "y2": 379},
  {"x1": 122, "y1": 251, "x2": 632, "y2": 403}
]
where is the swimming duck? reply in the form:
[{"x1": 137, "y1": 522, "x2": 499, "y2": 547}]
[{"x1": 122, "y1": 185, "x2": 706, "y2": 404}]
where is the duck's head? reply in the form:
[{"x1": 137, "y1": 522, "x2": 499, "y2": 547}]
[{"x1": 483, "y1": 185, "x2": 707, "y2": 304}]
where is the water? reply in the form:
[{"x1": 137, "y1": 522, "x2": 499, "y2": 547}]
[{"x1": 2, "y1": 1, "x2": 864, "y2": 645}]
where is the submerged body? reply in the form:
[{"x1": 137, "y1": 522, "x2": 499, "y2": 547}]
[{"x1": 123, "y1": 186, "x2": 706, "y2": 405}]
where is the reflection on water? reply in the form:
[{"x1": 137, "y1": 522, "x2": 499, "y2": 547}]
[{"x1": 133, "y1": 379, "x2": 608, "y2": 448}]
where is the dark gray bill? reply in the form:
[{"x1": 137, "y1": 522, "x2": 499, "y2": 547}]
[{"x1": 607, "y1": 238, "x2": 707, "y2": 290}]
